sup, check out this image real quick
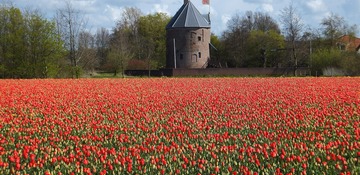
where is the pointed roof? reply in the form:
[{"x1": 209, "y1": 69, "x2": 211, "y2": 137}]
[{"x1": 166, "y1": 1, "x2": 210, "y2": 29}]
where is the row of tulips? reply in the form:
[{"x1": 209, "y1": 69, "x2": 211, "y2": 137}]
[{"x1": 0, "y1": 77, "x2": 359, "y2": 174}]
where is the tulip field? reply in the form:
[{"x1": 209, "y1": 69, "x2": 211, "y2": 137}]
[{"x1": 0, "y1": 77, "x2": 359, "y2": 174}]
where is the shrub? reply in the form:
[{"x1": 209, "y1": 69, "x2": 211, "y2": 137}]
[{"x1": 310, "y1": 48, "x2": 341, "y2": 75}]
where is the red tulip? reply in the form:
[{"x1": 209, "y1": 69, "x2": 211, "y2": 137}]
[{"x1": 0, "y1": 78, "x2": 358, "y2": 174}]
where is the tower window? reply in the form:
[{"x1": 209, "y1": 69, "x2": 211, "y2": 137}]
[
  {"x1": 198, "y1": 36, "x2": 202, "y2": 41},
  {"x1": 198, "y1": 52, "x2": 201, "y2": 58},
  {"x1": 191, "y1": 32, "x2": 196, "y2": 38},
  {"x1": 192, "y1": 54, "x2": 197, "y2": 62}
]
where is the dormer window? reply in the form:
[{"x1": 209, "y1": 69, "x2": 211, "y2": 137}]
[{"x1": 337, "y1": 43, "x2": 346, "y2": 51}]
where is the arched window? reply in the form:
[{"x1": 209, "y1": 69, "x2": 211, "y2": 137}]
[{"x1": 192, "y1": 54, "x2": 197, "y2": 62}]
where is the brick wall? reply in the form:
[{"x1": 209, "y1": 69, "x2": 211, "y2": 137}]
[{"x1": 125, "y1": 67, "x2": 311, "y2": 77}]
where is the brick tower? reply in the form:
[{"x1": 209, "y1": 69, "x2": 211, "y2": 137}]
[{"x1": 166, "y1": 0, "x2": 211, "y2": 68}]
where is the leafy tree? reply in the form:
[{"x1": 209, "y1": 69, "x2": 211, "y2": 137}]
[
  {"x1": 340, "y1": 51, "x2": 360, "y2": 75},
  {"x1": 138, "y1": 12, "x2": 170, "y2": 69},
  {"x1": 248, "y1": 11, "x2": 281, "y2": 33},
  {"x1": 23, "y1": 9, "x2": 65, "y2": 78},
  {"x1": 208, "y1": 34, "x2": 224, "y2": 67},
  {"x1": 221, "y1": 11, "x2": 280, "y2": 67},
  {"x1": 0, "y1": 6, "x2": 26, "y2": 78},
  {"x1": 0, "y1": 4, "x2": 65, "y2": 78},
  {"x1": 245, "y1": 30, "x2": 285, "y2": 67}
]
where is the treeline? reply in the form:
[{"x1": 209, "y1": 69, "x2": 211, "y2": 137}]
[
  {"x1": 219, "y1": 5, "x2": 360, "y2": 75},
  {"x1": 0, "y1": 6, "x2": 64, "y2": 78},
  {"x1": 1, "y1": 2, "x2": 360, "y2": 78},
  {"x1": 0, "y1": 2, "x2": 170, "y2": 78}
]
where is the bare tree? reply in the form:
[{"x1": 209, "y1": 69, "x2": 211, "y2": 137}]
[
  {"x1": 321, "y1": 13, "x2": 358, "y2": 47},
  {"x1": 55, "y1": 0, "x2": 87, "y2": 78},
  {"x1": 78, "y1": 31, "x2": 94, "y2": 49},
  {"x1": 139, "y1": 34, "x2": 155, "y2": 77},
  {"x1": 95, "y1": 27, "x2": 110, "y2": 68},
  {"x1": 279, "y1": 2, "x2": 304, "y2": 75},
  {"x1": 117, "y1": 7, "x2": 142, "y2": 38},
  {"x1": 97, "y1": 7, "x2": 142, "y2": 74},
  {"x1": 107, "y1": 30, "x2": 133, "y2": 78},
  {"x1": 77, "y1": 31, "x2": 97, "y2": 73},
  {"x1": 221, "y1": 13, "x2": 246, "y2": 67},
  {"x1": 115, "y1": 7, "x2": 142, "y2": 60}
]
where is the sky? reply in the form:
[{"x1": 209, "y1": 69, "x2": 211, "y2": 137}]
[{"x1": 10, "y1": 0, "x2": 360, "y2": 36}]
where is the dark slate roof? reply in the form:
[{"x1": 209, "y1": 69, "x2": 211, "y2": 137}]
[{"x1": 166, "y1": 1, "x2": 210, "y2": 29}]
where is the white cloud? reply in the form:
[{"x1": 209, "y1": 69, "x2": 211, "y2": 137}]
[
  {"x1": 243, "y1": 0, "x2": 273, "y2": 3},
  {"x1": 260, "y1": 4, "x2": 274, "y2": 12},
  {"x1": 152, "y1": 4, "x2": 170, "y2": 15},
  {"x1": 306, "y1": 0, "x2": 326, "y2": 12},
  {"x1": 10, "y1": 0, "x2": 360, "y2": 36},
  {"x1": 221, "y1": 14, "x2": 231, "y2": 26},
  {"x1": 105, "y1": 5, "x2": 124, "y2": 22}
]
